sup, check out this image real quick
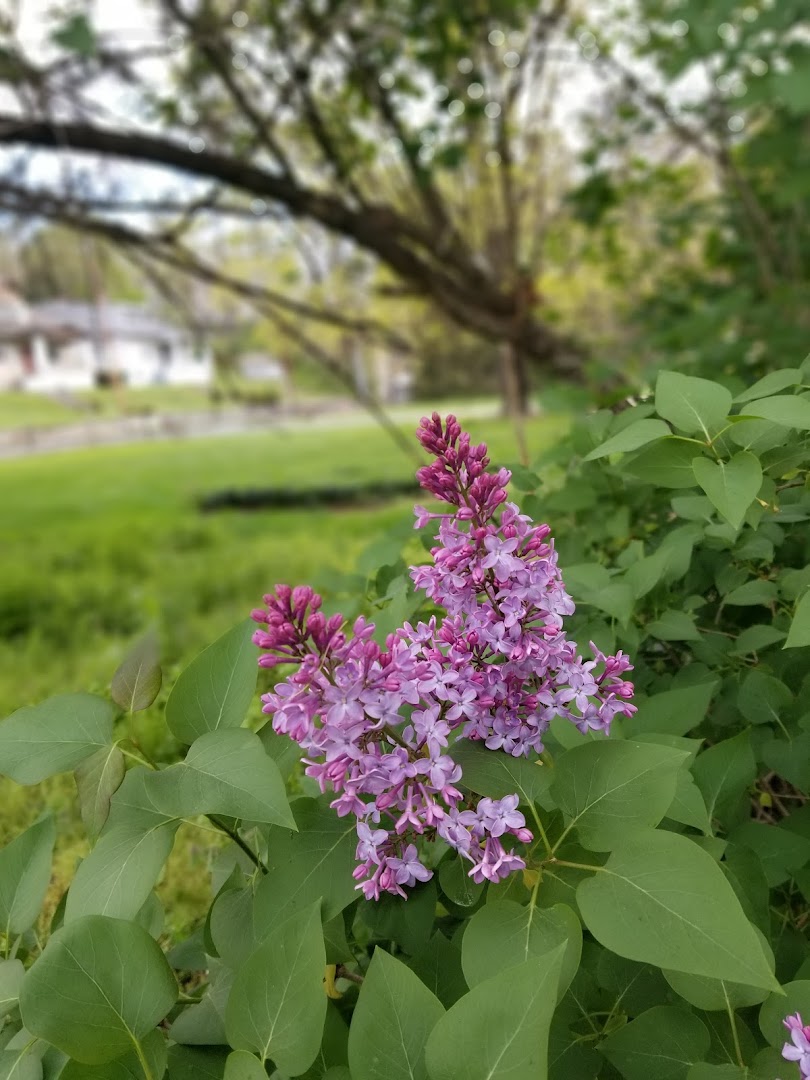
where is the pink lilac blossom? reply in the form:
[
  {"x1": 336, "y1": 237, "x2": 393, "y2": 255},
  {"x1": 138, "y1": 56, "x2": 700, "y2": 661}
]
[
  {"x1": 783, "y1": 1014, "x2": 810, "y2": 1079},
  {"x1": 252, "y1": 413, "x2": 636, "y2": 899}
]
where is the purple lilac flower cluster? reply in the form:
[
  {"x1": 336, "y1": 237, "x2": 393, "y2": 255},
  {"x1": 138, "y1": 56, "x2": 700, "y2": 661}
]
[
  {"x1": 783, "y1": 1014, "x2": 810, "y2": 1079},
  {"x1": 252, "y1": 414, "x2": 636, "y2": 900}
]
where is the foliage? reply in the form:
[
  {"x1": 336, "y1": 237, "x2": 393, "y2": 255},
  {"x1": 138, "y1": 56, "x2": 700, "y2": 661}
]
[
  {"x1": 572, "y1": 0, "x2": 810, "y2": 383},
  {"x1": 0, "y1": 373, "x2": 808, "y2": 1077},
  {"x1": 11, "y1": 225, "x2": 146, "y2": 304}
]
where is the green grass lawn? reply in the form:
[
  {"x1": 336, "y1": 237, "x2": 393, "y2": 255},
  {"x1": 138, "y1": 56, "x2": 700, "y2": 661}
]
[{"x1": 0, "y1": 404, "x2": 570, "y2": 932}]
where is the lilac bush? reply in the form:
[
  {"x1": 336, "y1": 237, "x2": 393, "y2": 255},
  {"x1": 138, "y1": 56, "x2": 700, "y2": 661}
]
[
  {"x1": 251, "y1": 413, "x2": 636, "y2": 899},
  {"x1": 1, "y1": 367, "x2": 806, "y2": 1077}
]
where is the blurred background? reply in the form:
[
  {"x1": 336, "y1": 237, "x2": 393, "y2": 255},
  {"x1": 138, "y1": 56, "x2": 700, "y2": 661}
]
[{"x1": 0, "y1": 0, "x2": 807, "y2": 924}]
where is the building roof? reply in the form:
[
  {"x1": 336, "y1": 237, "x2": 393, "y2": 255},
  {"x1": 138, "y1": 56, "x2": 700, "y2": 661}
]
[{"x1": 31, "y1": 301, "x2": 189, "y2": 343}]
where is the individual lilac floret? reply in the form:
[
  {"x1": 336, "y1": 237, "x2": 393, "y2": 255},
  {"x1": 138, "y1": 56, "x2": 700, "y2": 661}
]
[
  {"x1": 252, "y1": 414, "x2": 636, "y2": 899},
  {"x1": 783, "y1": 1013, "x2": 810, "y2": 1079}
]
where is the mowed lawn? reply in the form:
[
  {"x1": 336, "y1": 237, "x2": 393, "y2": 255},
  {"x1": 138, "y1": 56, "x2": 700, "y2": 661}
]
[{"x1": 0, "y1": 404, "x2": 570, "y2": 929}]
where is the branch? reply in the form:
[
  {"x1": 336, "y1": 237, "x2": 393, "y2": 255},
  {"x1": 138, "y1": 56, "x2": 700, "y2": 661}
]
[
  {"x1": 0, "y1": 179, "x2": 413, "y2": 348},
  {"x1": 0, "y1": 115, "x2": 445, "y2": 284},
  {"x1": 163, "y1": 0, "x2": 296, "y2": 178}
]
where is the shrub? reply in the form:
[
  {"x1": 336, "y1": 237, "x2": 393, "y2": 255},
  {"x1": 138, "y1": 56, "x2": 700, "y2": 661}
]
[{"x1": 0, "y1": 378, "x2": 808, "y2": 1080}]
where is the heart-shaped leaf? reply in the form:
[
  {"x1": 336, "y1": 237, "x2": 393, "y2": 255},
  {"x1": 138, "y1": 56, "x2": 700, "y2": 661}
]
[{"x1": 692, "y1": 452, "x2": 762, "y2": 529}]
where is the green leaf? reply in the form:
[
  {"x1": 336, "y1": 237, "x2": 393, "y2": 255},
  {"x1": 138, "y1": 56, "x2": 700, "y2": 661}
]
[
  {"x1": 166, "y1": 619, "x2": 258, "y2": 745},
  {"x1": 65, "y1": 818, "x2": 177, "y2": 922},
  {"x1": 253, "y1": 798, "x2": 357, "y2": 938},
  {"x1": 438, "y1": 855, "x2": 484, "y2": 908},
  {"x1": 409, "y1": 933, "x2": 468, "y2": 1009},
  {"x1": 19, "y1": 915, "x2": 176, "y2": 1064},
  {"x1": 153, "y1": 729, "x2": 295, "y2": 829},
  {"x1": 361, "y1": 880, "x2": 437, "y2": 956},
  {"x1": 687, "y1": 1065, "x2": 747, "y2": 1080},
  {"x1": 723, "y1": 580, "x2": 778, "y2": 606},
  {"x1": 224, "y1": 1051, "x2": 267, "y2": 1080},
  {"x1": 722, "y1": 843, "x2": 770, "y2": 935},
  {"x1": 624, "y1": 439, "x2": 703, "y2": 488},
  {"x1": 577, "y1": 830, "x2": 778, "y2": 989},
  {"x1": 258, "y1": 724, "x2": 301, "y2": 780},
  {"x1": 323, "y1": 913, "x2": 352, "y2": 964},
  {"x1": 740, "y1": 394, "x2": 810, "y2": 430},
  {"x1": 75, "y1": 745, "x2": 126, "y2": 839},
  {"x1": 774, "y1": 66, "x2": 810, "y2": 113},
  {"x1": 728, "y1": 418, "x2": 788, "y2": 454},
  {"x1": 729, "y1": 625, "x2": 786, "y2": 655},
  {"x1": 301, "y1": 1001, "x2": 349, "y2": 1079},
  {"x1": 728, "y1": 822, "x2": 810, "y2": 887},
  {"x1": 595, "y1": 952, "x2": 672, "y2": 1016},
  {"x1": 348, "y1": 948, "x2": 444, "y2": 1080},
  {"x1": 623, "y1": 682, "x2": 718, "y2": 738},
  {"x1": 625, "y1": 528, "x2": 700, "y2": 598},
  {"x1": 656, "y1": 372, "x2": 732, "y2": 439},
  {"x1": 625, "y1": 549, "x2": 670, "y2": 598},
  {"x1": 600, "y1": 1005, "x2": 710, "y2": 1080},
  {"x1": 0, "y1": 817, "x2": 55, "y2": 937},
  {"x1": 424, "y1": 946, "x2": 565, "y2": 1080},
  {"x1": 167, "y1": 1046, "x2": 229, "y2": 1080},
  {"x1": 0, "y1": 694, "x2": 114, "y2": 785},
  {"x1": 761, "y1": 733, "x2": 810, "y2": 793},
  {"x1": 584, "y1": 419, "x2": 672, "y2": 460},
  {"x1": 785, "y1": 590, "x2": 810, "y2": 648},
  {"x1": 584, "y1": 583, "x2": 635, "y2": 625},
  {"x1": 50, "y1": 12, "x2": 97, "y2": 55},
  {"x1": 209, "y1": 886, "x2": 256, "y2": 969},
  {"x1": 663, "y1": 933, "x2": 774, "y2": 1011},
  {"x1": 734, "y1": 369, "x2": 802, "y2": 403},
  {"x1": 453, "y1": 740, "x2": 552, "y2": 807},
  {"x1": 759, "y1": 981, "x2": 810, "y2": 1047},
  {"x1": 103, "y1": 766, "x2": 177, "y2": 832},
  {"x1": 665, "y1": 771, "x2": 712, "y2": 835},
  {"x1": 134, "y1": 891, "x2": 164, "y2": 939},
  {"x1": 647, "y1": 610, "x2": 701, "y2": 642},
  {"x1": 225, "y1": 902, "x2": 326, "y2": 1075},
  {"x1": 170, "y1": 966, "x2": 232, "y2": 1046},
  {"x1": 737, "y1": 672, "x2": 792, "y2": 725},
  {"x1": 0, "y1": 959, "x2": 24, "y2": 1021},
  {"x1": 671, "y1": 495, "x2": 715, "y2": 522},
  {"x1": 111, "y1": 633, "x2": 162, "y2": 714},
  {"x1": 692, "y1": 453, "x2": 762, "y2": 530},
  {"x1": 0, "y1": 1051, "x2": 42, "y2": 1080},
  {"x1": 59, "y1": 1029, "x2": 167, "y2": 1080},
  {"x1": 551, "y1": 740, "x2": 689, "y2": 850},
  {"x1": 505, "y1": 463, "x2": 541, "y2": 490},
  {"x1": 461, "y1": 900, "x2": 581, "y2": 998},
  {"x1": 561, "y1": 563, "x2": 611, "y2": 593},
  {"x1": 692, "y1": 731, "x2": 756, "y2": 825}
]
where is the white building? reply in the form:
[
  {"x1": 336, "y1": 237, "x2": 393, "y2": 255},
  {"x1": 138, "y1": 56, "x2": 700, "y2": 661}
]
[{"x1": 0, "y1": 289, "x2": 214, "y2": 392}]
